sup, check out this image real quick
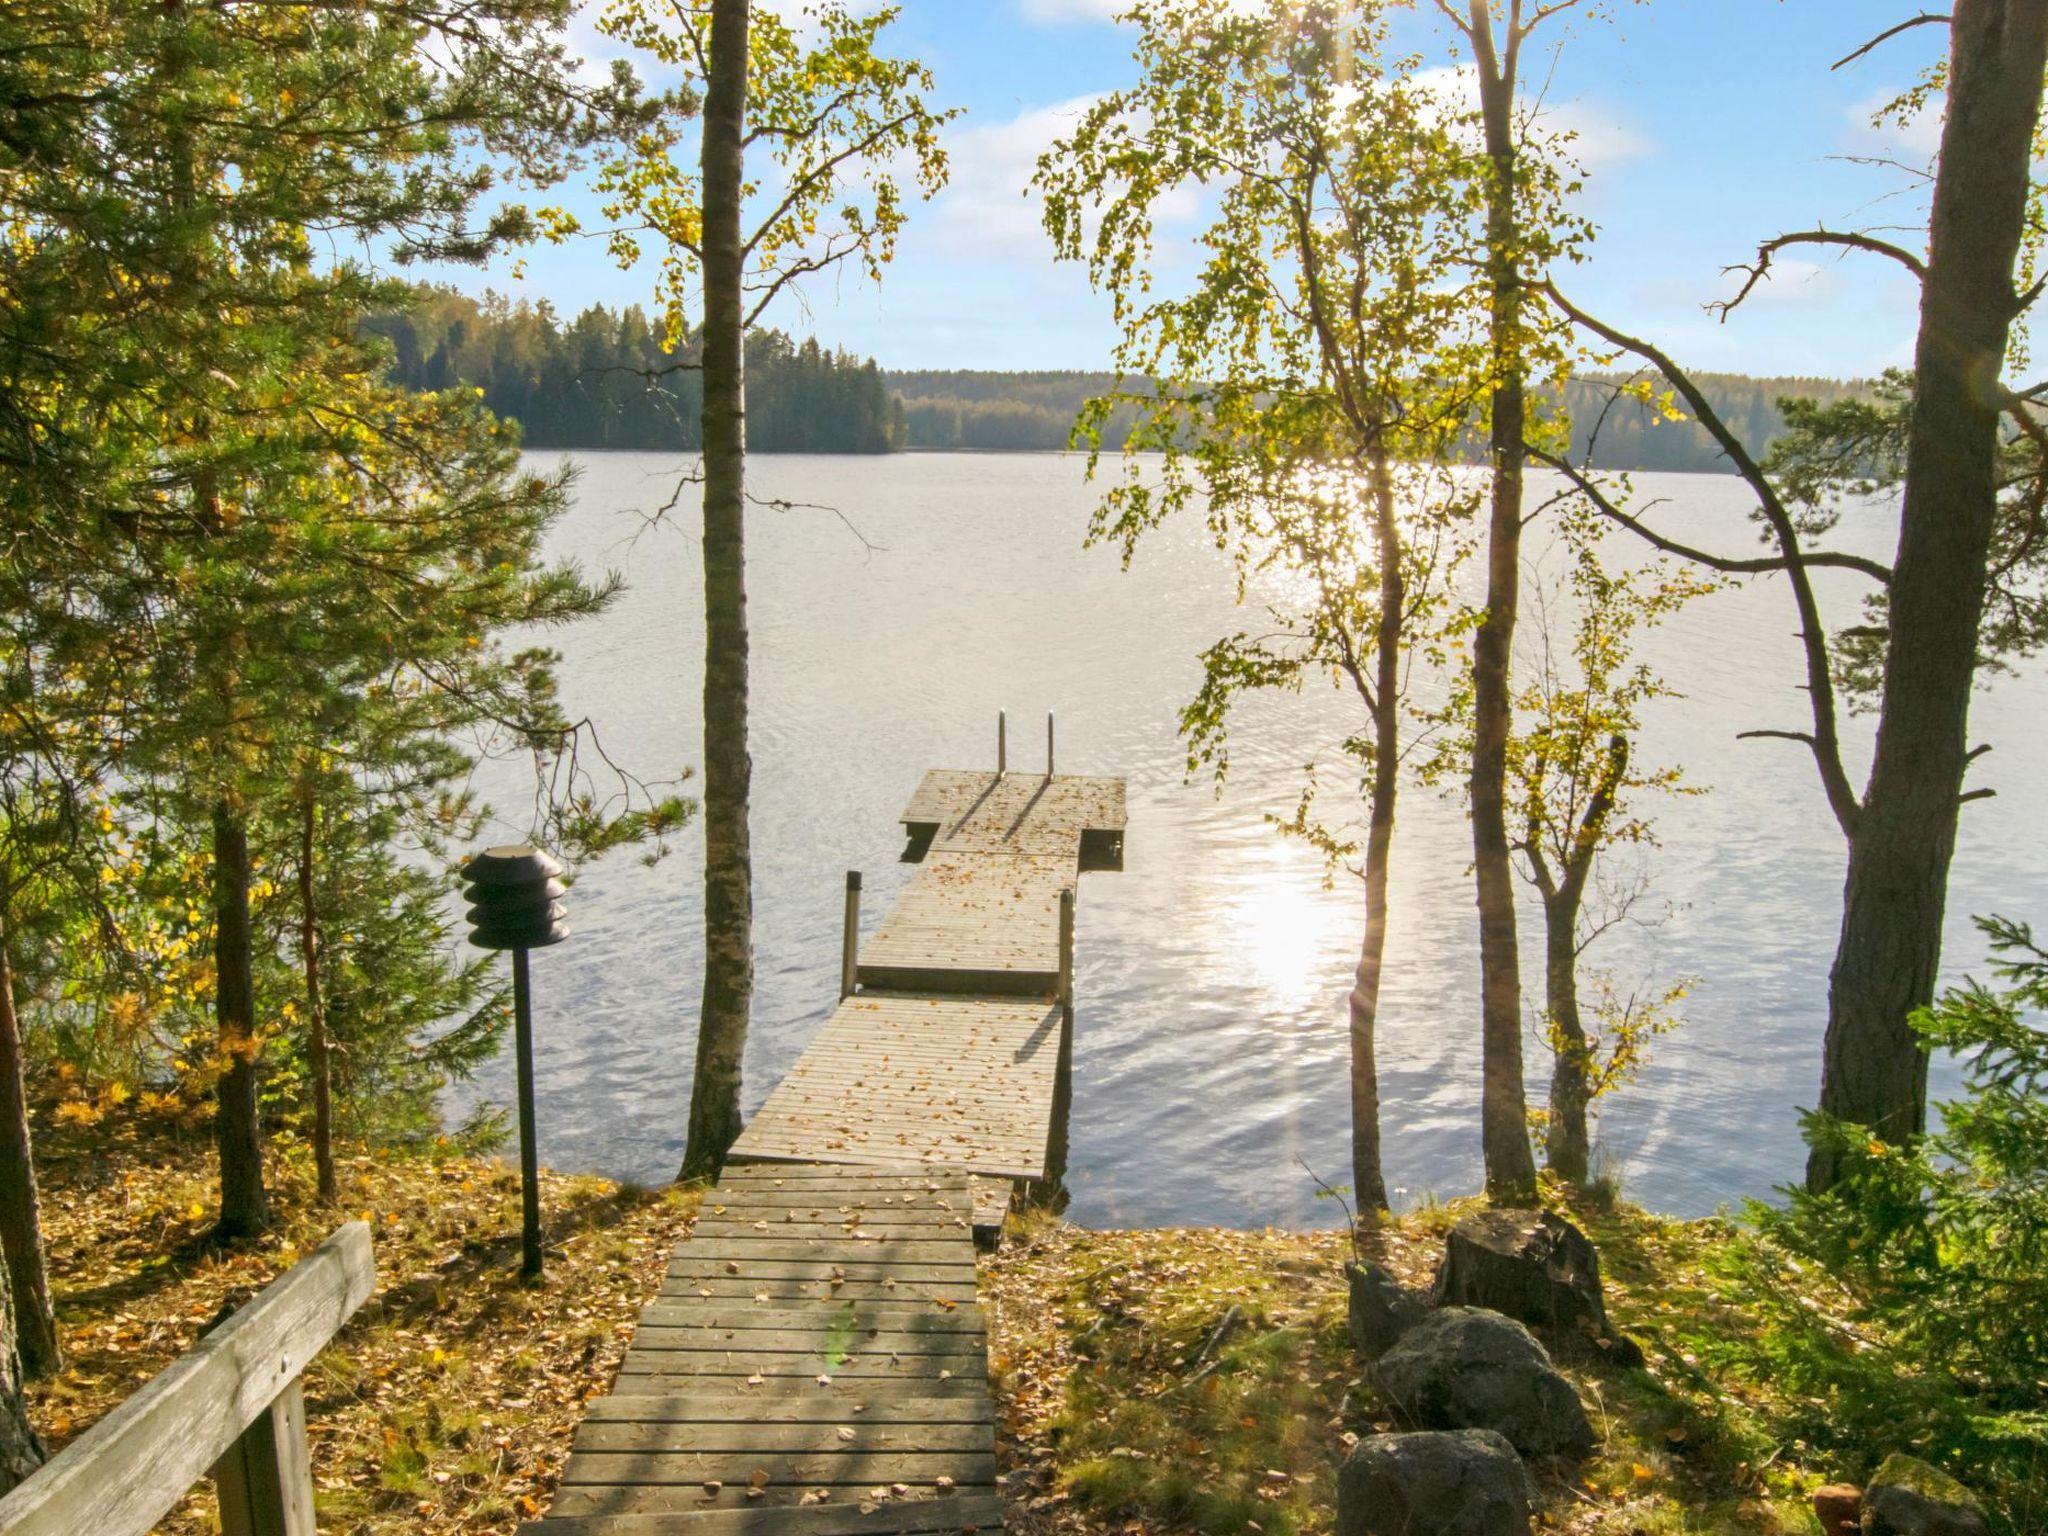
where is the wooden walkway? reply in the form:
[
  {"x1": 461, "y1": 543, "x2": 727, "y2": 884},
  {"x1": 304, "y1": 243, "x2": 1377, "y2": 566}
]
[
  {"x1": 525, "y1": 734, "x2": 1123, "y2": 1536},
  {"x1": 730, "y1": 761, "x2": 1123, "y2": 1201},
  {"x1": 537, "y1": 1168, "x2": 998, "y2": 1534}
]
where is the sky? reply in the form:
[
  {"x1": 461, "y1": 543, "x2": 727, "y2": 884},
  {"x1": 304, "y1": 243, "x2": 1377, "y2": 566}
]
[{"x1": 439, "y1": 0, "x2": 1944, "y2": 379}]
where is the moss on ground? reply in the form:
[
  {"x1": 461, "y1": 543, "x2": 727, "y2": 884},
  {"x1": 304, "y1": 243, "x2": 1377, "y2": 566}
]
[{"x1": 983, "y1": 1198, "x2": 1848, "y2": 1536}]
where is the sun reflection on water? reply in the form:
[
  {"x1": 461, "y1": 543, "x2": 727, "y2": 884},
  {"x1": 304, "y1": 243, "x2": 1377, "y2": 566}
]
[{"x1": 1227, "y1": 851, "x2": 1353, "y2": 1014}]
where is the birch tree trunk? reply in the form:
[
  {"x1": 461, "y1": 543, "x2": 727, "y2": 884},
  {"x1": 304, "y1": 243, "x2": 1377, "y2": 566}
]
[
  {"x1": 681, "y1": 0, "x2": 754, "y2": 1182},
  {"x1": 1541, "y1": 903, "x2": 1590, "y2": 1185},
  {"x1": 1348, "y1": 450, "x2": 1402, "y2": 1216},
  {"x1": 0, "y1": 1250, "x2": 43, "y2": 1495},
  {"x1": 1466, "y1": 1, "x2": 1539, "y2": 1203}
]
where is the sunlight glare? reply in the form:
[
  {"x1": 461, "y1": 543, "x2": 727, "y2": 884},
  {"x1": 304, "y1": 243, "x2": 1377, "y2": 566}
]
[{"x1": 1228, "y1": 854, "x2": 1349, "y2": 1012}]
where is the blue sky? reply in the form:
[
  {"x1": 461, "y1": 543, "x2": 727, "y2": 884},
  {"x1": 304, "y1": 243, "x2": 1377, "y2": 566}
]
[{"x1": 451, "y1": 0, "x2": 1942, "y2": 378}]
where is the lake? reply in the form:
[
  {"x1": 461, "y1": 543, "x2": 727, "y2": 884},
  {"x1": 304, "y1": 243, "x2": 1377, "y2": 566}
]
[{"x1": 449, "y1": 450, "x2": 2048, "y2": 1228}]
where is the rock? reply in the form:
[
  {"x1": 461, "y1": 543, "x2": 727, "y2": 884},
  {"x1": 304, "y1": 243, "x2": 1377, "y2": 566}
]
[
  {"x1": 1347, "y1": 1260, "x2": 1430, "y2": 1361},
  {"x1": 1812, "y1": 1483, "x2": 1862, "y2": 1535},
  {"x1": 1432, "y1": 1208, "x2": 1643, "y2": 1366},
  {"x1": 1337, "y1": 1429, "x2": 1533, "y2": 1536},
  {"x1": 1861, "y1": 1455, "x2": 1990, "y2": 1536},
  {"x1": 1374, "y1": 1306, "x2": 1594, "y2": 1458}
]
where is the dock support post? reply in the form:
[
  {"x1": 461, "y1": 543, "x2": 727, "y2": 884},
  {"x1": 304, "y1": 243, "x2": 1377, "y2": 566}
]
[
  {"x1": 997, "y1": 711, "x2": 1006, "y2": 774},
  {"x1": 1057, "y1": 886, "x2": 1075, "y2": 1020},
  {"x1": 840, "y1": 871, "x2": 862, "y2": 1000},
  {"x1": 1047, "y1": 712, "x2": 1055, "y2": 777}
]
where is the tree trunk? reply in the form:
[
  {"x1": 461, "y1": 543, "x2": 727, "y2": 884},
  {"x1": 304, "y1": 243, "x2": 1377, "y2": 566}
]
[
  {"x1": 1348, "y1": 451, "x2": 1401, "y2": 1216},
  {"x1": 1811, "y1": 0, "x2": 2048, "y2": 1189},
  {"x1": 1542, "y1": 895, "x2": 1590, "y2": 1185},
  {"x1": 298, "y1": 795, "x2": 335, "y2": 1204},
  {"x1": 0, "y1": 908, "x2": 58, "y2": 1378},
  {"x1": 680, "y1": 0, "x2": 753, "y2": 1183},
  {"x1": 213, "y1": 805, "x2": 270, "y2": 1238},
  {"x1": 1466, "y1": 2, "x2": 1539, "y2": 1203},
  {"x1": 0, "y1": 1249, "x2": 44, "y2": 1496}
]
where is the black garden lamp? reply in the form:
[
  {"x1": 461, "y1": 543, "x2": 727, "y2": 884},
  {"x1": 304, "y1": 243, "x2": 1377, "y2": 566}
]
[{"x1": 462, "y1": 844, "x2": 568, "y2": 1280}]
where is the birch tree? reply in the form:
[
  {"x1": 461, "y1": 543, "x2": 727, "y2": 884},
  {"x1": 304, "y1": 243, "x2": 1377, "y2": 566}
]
[
  {"x1": 582, "y1": 0, "x2": 951, "y2": 1179},
  {"x1": 1038, "y1": 0, "x2": 1492, "y2": 1213},
  {"x1": 1428, "y1": 0, "x2": 1600, "y2": 1203}
]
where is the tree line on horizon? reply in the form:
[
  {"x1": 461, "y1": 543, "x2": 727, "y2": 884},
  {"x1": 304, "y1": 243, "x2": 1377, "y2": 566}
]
[
  {"x1": 379, "y1": 288, "x2": 1868, "y2": 474},
  {"x1": 370, "y1": 288, "x2": 907, "y2": 453}
]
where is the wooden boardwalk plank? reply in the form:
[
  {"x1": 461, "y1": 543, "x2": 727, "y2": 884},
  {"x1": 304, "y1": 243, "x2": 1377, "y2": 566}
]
[
  {"x1": 531, "y1": 1498, "x2": 1001, "y2": 1531},
  {"x1": 574, "y1": 1423, "x2": 994, "y2": 1454},
  {"x1": 533, "y1": 760, "x2": 1123, "y2": 1536},
  {"x1": 580, "y1": 1394, "x2": 993, "y2": 1424},
  {"x1": 901, "y1": 769, "x2": 1125, "y2": 858},
  {"x1": 542, "y1": 1489, "x2": 1003, "y2": 1523},
  {"x1": 856, "y1": 854, "x2": 1071, "y2": 991},
  {"x1": 535, "y1": 1167, "x2": 991, "y2": 1533}
]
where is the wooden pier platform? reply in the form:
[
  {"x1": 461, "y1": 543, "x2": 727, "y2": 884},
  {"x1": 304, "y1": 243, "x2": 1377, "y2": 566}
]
[
  {"x1": 729, "y1": 763, "x2": 1121, "y2": 1208},
  {"x1": 526, "y1": 733, "x2": 1123, "y2": 1536}
]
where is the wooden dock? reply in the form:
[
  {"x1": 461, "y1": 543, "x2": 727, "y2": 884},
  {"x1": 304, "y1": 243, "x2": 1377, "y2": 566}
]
[{"x1": 525, "y1": 725, "x2": 1123, "y2": 1536}]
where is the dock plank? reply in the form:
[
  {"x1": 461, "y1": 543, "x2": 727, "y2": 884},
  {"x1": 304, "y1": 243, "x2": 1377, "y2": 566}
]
[{"x1": 531, "y1": 760, "x2": 1123, "y2": 1536}]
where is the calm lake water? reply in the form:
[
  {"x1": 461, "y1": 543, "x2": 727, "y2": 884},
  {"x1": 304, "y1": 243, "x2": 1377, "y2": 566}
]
[{"x1": 449, "y1": 450, "x2": 2048, "y2": 1229}]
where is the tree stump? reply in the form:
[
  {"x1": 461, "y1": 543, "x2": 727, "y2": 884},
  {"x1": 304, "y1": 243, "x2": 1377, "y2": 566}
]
[
  {"x1": 1430, "y1": 1208, "x2": 1642, "y2": 1366},
  {"x1": 1347, "y1": 1261, "x2": 1429, "y2": 1362},
  {"x1": 1813, "y1": 1484, "x2": 1863, "y2": 1536}
]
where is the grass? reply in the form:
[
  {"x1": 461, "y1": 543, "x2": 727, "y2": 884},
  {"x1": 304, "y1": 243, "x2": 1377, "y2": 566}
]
[
  {"x1": 25, "y1": 1110, "x2": 2012, "y2": 1536},
  {"x1": 983, "y1": 1198, "x2": 1843, "y2": 1536},
  {"x1": 25, "y1": 1105, "x2": 699, "y2": 1534}
]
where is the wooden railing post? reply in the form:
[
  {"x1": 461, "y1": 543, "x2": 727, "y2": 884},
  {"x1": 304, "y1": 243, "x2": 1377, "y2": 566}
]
[
  {"x1": 840, "y1": 871, "x2": 861, "y2": 1000},
  {"x1": 213, "y1": 1378, "x2": 314, "y2": 1536},
  {"x1": 1057, "y1": 886, "x2": 1075, "y2": 1019},
  {"x1": 0, "y1": 1222, "x2": 373, "y2": 1536},
  {"x1": 997, "y1": 711, "x2": 1006, "y2": 775}
]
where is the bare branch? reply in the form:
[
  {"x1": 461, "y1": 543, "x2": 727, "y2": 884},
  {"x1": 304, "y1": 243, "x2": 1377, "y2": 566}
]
[
  {"x1": 1547, "y1": 283, "x2": 1863, "y2": 836},
  {"x1": 1714, "y1": 230, "x2": 1927, "y2": 322},
  {"x1": 1832, "y1": 12, "x2": 1951, "y2": 71},
  {"x1": 1528, "y1": 445, "x2": 1893, "y2": 582}
]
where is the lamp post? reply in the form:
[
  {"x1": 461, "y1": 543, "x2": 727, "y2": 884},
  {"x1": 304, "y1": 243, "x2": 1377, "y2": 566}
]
[{"x1": 462, "y1": 844, "x2": 568, "y2": 1280}]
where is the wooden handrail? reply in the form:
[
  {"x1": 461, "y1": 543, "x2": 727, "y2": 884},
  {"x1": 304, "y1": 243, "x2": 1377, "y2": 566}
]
[{"x1": 0, "y1": 1221, "x2": 375, "y2": 1536}]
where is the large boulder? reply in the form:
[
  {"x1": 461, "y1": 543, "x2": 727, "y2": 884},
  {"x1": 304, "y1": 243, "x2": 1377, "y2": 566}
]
[
  {"x1": 1432, "y1": 1208, "x2": 1642, "y2": 1365},
  {"x1": 1347, "y1": 1260, "x2": 1430, "y2": 1362},
  {"x1": 1861, "y1": 1455, "x2": 1990, "y2": 1536},
  {"x1": 1337, "y1": 1429, "x2": 1533, "y2": 1536},
  {"x1": 1375, "y1": 1307, "x2": 1594, "y2": 1458}
]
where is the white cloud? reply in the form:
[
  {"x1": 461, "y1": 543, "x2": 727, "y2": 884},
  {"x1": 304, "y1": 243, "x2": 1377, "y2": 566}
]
[
  {"x1": 1015, "y1": 0, "x2": 1125, "y2": 22},
  {"x1": 1409, "y1": 64, "x2": 1654, "y2": 173},
  {"x1": 927, "y1": 95, "x2": 1105, "y2": 255},
  {"x1": 1540, "y1": 96, "x2": 1655, "y2": 172},
  {"x1": 922, "y1": 95, "x2": 1205, "y2": 262},
  {"x1": 1844, "y1": 85, "x2": 1943, "y2": 161},
  {"x1": 1715, "y1": 256, "x2": 1842, "y2": 310}
]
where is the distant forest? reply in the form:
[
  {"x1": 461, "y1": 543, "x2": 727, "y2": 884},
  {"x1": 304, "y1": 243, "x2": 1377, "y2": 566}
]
[
  {"x1": 368, "y1": 289, "x2": 908, "y2": 453},
  {"x1": 891, "y1": 367, "x2": 1871, "y2": 473},
  {"x1": 377, "y1": 291, "x2": 1866, "y2": 474}
]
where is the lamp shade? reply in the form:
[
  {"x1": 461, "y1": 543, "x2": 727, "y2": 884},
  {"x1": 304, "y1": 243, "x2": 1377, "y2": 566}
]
[{"x1": 462, "y1": 845, "x2": 569, "y2": 950}]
